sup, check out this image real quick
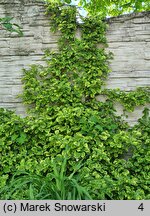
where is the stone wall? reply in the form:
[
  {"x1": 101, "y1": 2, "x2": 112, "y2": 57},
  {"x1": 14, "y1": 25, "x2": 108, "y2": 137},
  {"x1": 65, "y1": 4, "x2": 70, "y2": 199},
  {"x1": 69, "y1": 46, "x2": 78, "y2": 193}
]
[
  {"x1": 106, "y1": 12, "x2": 150, "y2": 124},
  {"x1": 0, "y1": 0, "x2": 150, "y2": 125}
]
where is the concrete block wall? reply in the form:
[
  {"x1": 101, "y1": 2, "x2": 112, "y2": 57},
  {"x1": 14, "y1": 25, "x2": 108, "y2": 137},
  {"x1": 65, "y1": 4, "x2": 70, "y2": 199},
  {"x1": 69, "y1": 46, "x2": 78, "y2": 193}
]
[
  {"x1": 106, "y1": 12, "x2": 150, "y2": 91},
  {"x1": 0, "y1": 0, "x2": 59, "y2": 115},
  {"x1": 0, "y1": 0, "x2": 150, "y2": 125},
  {"x1": 106, "y1": 12, "x2": 150, "y2": 125}
]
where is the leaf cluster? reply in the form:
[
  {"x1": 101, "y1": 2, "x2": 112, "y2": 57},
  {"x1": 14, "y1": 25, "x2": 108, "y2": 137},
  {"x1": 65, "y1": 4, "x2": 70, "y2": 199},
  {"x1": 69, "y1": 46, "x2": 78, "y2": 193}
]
[
  {"x1": 57, "y1": 0, "x2": 150, "y2": 17},
  {"x1": 0, "y1": 17, "x2": 23, "y2": 36},
  {"x1": 103, "y1": 87, "x2": 150, "y2": 112}
]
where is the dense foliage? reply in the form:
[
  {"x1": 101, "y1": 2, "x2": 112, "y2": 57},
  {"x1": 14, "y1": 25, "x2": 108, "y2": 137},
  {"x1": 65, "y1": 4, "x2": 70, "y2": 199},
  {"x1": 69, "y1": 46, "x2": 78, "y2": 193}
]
[
  {"x1": 0, "y1": 1, "x2": 150, "y2": 199},
  {"x1": 1, "y1": 157, "x2": 91, "y2": 200},
  {"x1": 77, "y1": 0, "x2": 150, "y2": 16},
  {"x1": 46, "y1": 0, "x2": 150, "y2": 16}
]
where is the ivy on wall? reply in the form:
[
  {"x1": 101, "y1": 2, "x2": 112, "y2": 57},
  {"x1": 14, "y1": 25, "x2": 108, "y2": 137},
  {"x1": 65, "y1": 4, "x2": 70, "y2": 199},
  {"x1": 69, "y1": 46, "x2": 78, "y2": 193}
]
[
  {"x1": 103, "y1": 87, "x2": 150, "y2": 112},
  {"x1": 0, "y1": 1, "x2": 150, "y2": 199}
]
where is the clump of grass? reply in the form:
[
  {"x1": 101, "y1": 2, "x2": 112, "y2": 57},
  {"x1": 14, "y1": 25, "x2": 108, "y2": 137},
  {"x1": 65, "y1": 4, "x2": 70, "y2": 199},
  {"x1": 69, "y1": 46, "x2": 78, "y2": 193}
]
[{"x1": 0, "y1": 158, "x2": 91, "y2": 200}]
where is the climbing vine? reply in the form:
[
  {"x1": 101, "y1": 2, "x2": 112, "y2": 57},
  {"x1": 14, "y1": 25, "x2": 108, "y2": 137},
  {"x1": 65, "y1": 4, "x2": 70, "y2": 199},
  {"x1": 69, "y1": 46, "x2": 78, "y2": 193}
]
[
  {"x1": 103, "y1": 87, "x2": 150, "y2": 112},
  {"x1": 0, "y1": 1, "x2": 150, "y2": 199}
]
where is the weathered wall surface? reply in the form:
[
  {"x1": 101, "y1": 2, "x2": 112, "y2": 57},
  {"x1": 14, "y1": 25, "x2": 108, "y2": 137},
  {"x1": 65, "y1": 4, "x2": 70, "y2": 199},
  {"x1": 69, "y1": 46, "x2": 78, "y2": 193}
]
[
  {"x1": 107, "y1": 13, "x2": 150, "y2": 91},
  {"x1": 105, "y1": 12, "x2": 150, "y2": 125},
  {"x1": 0, "y1": 0, "x2": 59, "y2": 115},
  {"x1": 0, "y1": 0, "x2": 150, "y2": 125}
]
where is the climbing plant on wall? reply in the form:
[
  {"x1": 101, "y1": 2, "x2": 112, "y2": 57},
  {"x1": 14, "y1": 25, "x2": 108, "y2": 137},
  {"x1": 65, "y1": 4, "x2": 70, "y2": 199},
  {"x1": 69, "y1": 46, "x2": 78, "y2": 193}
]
[{"x1": 0, "y1": 1, "x2": 150, "y2": 199}]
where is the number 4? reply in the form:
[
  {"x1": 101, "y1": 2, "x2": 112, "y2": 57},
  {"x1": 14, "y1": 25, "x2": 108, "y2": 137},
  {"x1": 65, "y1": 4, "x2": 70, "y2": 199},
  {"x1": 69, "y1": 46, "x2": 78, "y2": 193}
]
[{"x1": 138, "y1": 203, "x2": 144, "y2": 211}]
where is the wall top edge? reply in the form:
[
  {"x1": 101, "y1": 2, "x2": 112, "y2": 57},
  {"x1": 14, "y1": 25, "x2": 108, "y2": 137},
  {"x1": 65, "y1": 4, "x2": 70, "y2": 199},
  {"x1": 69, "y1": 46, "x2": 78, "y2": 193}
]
[
  {"x1": 0, "y1": 0, "x2": 44, "y2": 4},
  {"x1": 106, "y1": 11, "x2": 150, "y2": 23},
  {"x1": 0, "y1": 0, "x2": 150, "y2": 23}
]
